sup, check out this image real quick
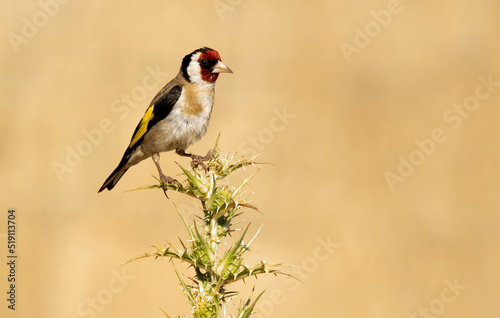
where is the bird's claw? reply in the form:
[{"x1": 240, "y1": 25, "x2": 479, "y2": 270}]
[
  {"x1": 190, "y1": 150, "x2": 213, "y2": 171},
  {"x1": 176, "y1": 148, "x2": 213, "y2": 171},
  {"x1": 158, "y1": 174, "x2": 181, "y2": 199},
  {"x1": 159, "y1": 173, "x2": 182, "y2": 187}
]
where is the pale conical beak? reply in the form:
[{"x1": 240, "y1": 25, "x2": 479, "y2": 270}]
[{"x1": 212, "y1": 60, "x2": 233, "y2": 74}]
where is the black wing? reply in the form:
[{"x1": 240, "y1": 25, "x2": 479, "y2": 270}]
[{"x1": 127, "y1": 85, "x2": 182, "y2": 150}]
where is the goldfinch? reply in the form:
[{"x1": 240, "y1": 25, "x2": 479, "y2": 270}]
[{"x1": 98, "y1": 47, "x2": 232, "y2": 193}]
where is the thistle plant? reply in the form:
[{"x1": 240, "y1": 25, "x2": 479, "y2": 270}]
[{"x1": 127, "y1": 139, "x2": 291, "y2": 318}]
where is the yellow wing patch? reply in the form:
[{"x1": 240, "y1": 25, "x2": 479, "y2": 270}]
[{"x1": 129, "y1": 105, "x2": 155, "y2": 148}]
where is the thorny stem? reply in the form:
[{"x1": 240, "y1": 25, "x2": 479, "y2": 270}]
[
  {"x1": 210, "y1": 215, "x2": 218, "y2": 255},
  {"x1": 128, "y1": 141, "x2": 294, "y2": 318}
]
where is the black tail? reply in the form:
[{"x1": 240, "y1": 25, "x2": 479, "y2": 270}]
[{"x1": 98, "y1": 165, "x2": 129, "y2": 192}]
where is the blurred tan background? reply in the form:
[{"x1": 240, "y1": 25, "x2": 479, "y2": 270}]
[{"x1": 1, "y1": 0, "x2": 500, "y2": 317}]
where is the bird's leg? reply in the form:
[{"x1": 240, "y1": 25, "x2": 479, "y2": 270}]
[
  {"x1": 152, "y1": 153, "x2": 181, "y2": 188},
  {"x1": 175, "y1": 148, "x2": 213, "y2": 170}
]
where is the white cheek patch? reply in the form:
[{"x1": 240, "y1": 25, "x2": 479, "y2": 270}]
[{"x1": 187, "y1": 52, "x2": 204, "y2": 85}]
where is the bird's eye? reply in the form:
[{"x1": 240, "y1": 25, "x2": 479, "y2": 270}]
[{"x1": 200, "y1": 59, "x2": 208, "y2": 67}]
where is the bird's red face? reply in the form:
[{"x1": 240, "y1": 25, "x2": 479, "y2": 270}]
[
  {"x1": 181, "y1": 47, "x2": 233, "y2": 85},
  {"x1": 198, "y1": 49, "x2": 232, "y2": 83}
]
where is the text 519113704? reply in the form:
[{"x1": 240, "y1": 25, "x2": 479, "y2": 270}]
[{"x1": 7, "y1": 209, "x2": 17, "y2": 310}]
